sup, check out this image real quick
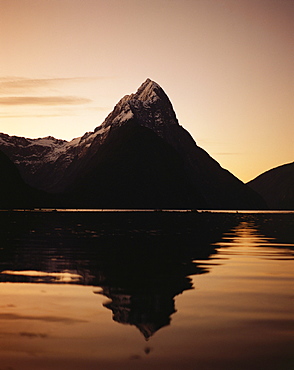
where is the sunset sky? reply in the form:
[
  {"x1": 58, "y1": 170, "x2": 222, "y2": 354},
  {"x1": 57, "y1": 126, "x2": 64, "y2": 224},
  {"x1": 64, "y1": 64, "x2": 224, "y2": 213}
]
[{"x1": 0, "y1": 0, "x2": 293, "y2": 182}]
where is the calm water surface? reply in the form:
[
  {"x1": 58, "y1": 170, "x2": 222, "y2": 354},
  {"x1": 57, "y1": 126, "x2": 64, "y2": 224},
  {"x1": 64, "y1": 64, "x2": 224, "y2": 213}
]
[{"x1": 0, "y1": 211, "x2": 293, "y2": 370}]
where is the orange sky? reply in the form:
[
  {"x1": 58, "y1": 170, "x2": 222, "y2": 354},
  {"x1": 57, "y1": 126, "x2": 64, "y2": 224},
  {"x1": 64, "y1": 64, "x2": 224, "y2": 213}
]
[{"x1": 0, "y1": 0, "x2": 293, "y2": 182}]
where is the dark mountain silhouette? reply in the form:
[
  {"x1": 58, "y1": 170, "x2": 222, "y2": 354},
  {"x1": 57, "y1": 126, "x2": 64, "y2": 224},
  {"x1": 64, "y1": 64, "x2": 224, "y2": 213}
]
[
  {"x1": 0, "y1": 150, "x2": 47, "y2": 209},
  {"x1": 61, "y1": 121, "x2": 207, "y2": 209},
  {"x1": 0, "y1": 79, "x2": 266, "y2": 209},
  {"x1": 247, "y1": 162, "x2": 294, "y2": 209},
  {"x1": 59, "y1": 79, "x2": 265, "y2": 209}
]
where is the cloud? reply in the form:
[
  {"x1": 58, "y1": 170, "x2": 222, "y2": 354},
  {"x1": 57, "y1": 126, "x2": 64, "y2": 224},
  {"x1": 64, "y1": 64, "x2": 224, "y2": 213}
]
[
  {"x1": 0, "y1": 313, "x2": 87, "y2": 324},
  {"x1": 0, "y1": 96, "x2": 92, "y2": 106},
  {"x1": 0, "y1": 76, "x2": 113, "y2": 110},
  {"x1": 0, "y1": 76, "x2": 102, "y2": 93},
  {"x1": 0, "y1": 113, "x2": 66, "y2": 118}
]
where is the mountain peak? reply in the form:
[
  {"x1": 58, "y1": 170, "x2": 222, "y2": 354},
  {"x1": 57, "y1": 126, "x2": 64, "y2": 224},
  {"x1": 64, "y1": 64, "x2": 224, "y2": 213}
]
[
  {"x1": 139, "y1": 78, "x2": 159, "y2": 89},
  {"x1": 135, "y1": 78, "x2": 161, "y2": 102},
  {"x1": 100, "y1": 78, "x2": 178, "y2": 131}
]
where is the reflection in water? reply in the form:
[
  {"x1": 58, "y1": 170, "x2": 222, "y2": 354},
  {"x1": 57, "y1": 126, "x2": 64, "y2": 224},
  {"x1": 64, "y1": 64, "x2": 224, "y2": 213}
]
[
  {"x1": 99, "y1": 284, "x2": 186, "y2": 340},
  {"x1": 1, "y1": 269, "x2": 83, "y2": 283},
  {"x1": 0, "y1": 211, "x2": 293, "y2": 370},
  {"x1": 213, "y1": 220, "x2": 294, "y2": 260},
  {"x1": 0, "y1": 211, "x2": 293, "y2": 343},
  {"x1": 95, "y1": 260, "x2": 196, "y2": 340},
  {"x1": 0, "y1": 211, "x2": 237, "y2": 339}
]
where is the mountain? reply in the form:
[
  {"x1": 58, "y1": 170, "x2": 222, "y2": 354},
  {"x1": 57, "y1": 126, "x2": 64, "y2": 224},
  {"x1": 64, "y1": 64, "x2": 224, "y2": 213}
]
[
  {"x1": 0, "y1": 133, "x2": 95, "y2": 192},
  {"x1": 0, "y1": 79, "x2": 265, "y2": 209},
  {"x1": 247, "y1": 162, "x2": 294, "y2": 209},
  {"x1": 0, "y1": 150, "x2": 47, "y2": 209}
]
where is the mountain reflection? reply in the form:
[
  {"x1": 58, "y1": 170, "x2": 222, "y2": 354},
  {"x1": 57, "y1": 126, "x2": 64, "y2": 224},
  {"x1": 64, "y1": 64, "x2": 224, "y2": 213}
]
[
  {"x1": 94, "y1": 252, "x2": 201, "y2": 340},
  {"x1": 98, "y1": 280, "x2": 192, "y2": 340},
  {"x1": 0, "y1": 211, "x2": 239, "y2": 339},
  {"x1": 3, "y1": 211, "x2": 291, "y2": 339}
]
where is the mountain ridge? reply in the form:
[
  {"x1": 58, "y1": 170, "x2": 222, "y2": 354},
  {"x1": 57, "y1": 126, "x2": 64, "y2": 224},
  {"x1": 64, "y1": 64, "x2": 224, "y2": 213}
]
[{"x1": 0, "y1": 79, "x2": 266, "y2": 209}]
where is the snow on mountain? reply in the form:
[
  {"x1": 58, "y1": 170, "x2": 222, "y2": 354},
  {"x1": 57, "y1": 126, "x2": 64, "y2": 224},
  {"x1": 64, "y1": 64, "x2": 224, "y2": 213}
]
[
  {"x1": 0, "y1": 120, "x2": 112, "y2": 189},
  {"x1": 100, "y1": 78, "x2": 178, "y2": 132},
  {"x1": 0, "y1": 133, "x2": 67, "y2": 167}
]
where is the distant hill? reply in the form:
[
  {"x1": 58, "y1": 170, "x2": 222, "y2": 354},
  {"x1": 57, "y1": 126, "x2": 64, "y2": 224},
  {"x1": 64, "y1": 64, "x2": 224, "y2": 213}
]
[
  {"x1": 247, "y1": 162, "x2": 294, "y2": 209},
  {"x1": 0, "y1": 79, "x2": 265, "y2": 210}
]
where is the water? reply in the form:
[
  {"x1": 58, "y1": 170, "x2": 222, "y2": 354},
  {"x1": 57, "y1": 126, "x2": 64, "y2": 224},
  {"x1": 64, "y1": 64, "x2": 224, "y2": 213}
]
[{"x1": 0, "y1": 211, "x2": 293, "y2": 370}]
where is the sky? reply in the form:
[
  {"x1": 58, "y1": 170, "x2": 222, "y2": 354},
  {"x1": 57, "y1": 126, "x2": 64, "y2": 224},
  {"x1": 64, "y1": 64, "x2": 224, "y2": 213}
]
[{"x1": 0, "y1": 0, "x2": 293, "y2": 183}]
